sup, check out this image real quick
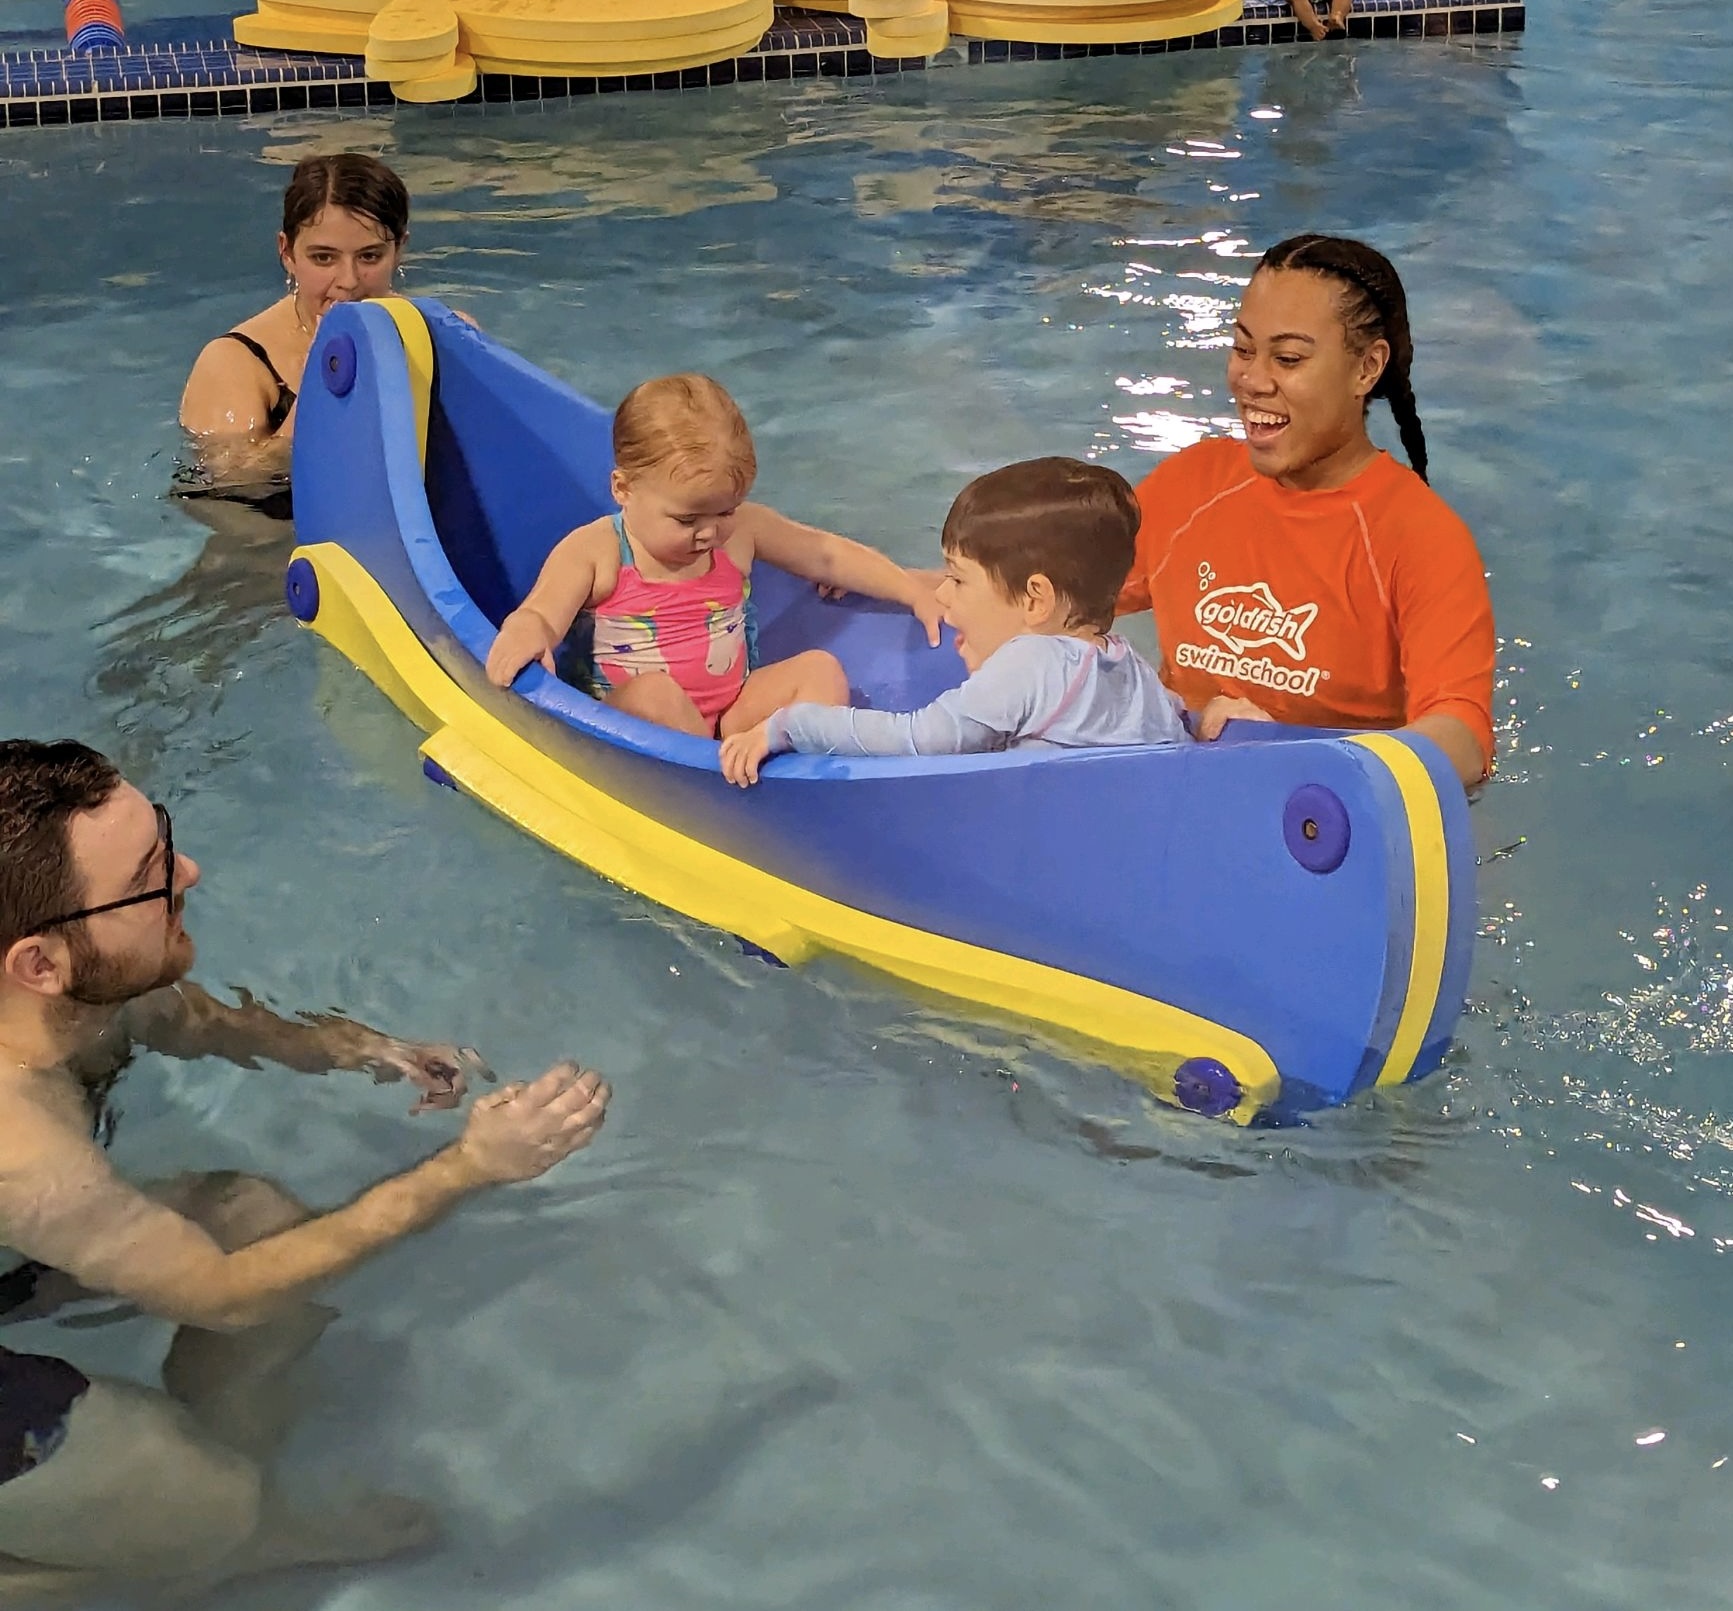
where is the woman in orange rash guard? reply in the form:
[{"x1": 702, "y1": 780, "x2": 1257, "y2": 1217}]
[{"x1": 1116, "y1": 233, "x2": 1496, "y2": 789}]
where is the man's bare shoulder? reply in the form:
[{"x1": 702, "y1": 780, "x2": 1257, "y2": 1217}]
[
  {"x1": 0, "y1": 1066, "x2": 99, "y2": 1140},
  {"x1": 0, "y1": 1067, "x2": 117, "y2": 1256}
]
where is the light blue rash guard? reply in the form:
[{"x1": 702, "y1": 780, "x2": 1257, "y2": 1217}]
[{"x1": 766, "y1": 633, "x2": 1191, "y2": 758}]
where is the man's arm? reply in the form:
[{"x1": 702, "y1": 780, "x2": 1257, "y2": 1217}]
[
  {"x1": 128, "y1": 982, "x2": 481, "y2": 1110},
  {"x1": 1, "y1": 1065, "x2": 608, "y2": 1333}
]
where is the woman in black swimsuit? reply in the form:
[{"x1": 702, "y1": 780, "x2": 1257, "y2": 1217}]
[{"x1": 178, "y1": 153, "x2": 410, "y2": 492}]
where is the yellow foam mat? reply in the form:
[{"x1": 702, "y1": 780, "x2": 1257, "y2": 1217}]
[
  {"x1": 389, "y1": 46, "x2": 477, "y2": 95},
  {"x1": 949, "y1": 0, "x2": 1240, "y2": 40},
  {"x1": 235, "y1": 0, "x2": 772, "y2": 60},
  {"x1": 236, "y1": 1, "x2": 370, "y2": 51},
  {"x1": 956, "y1": 0, "x2": 1223, "y2": 8},
  {"x1": 869, "y1": 3, "x2": 949, "y2": 35},
  {"x1": 367, "y1": 39, "x2": 457, "y2": 72},
  {"x1": 368, "y1": 0, "x2": 460, "y2": 54},
  {"x1": 452, "y1": 0, "x2": 766, "y2": 41},
  {"x1": 465, "y1": 13, "x2": 764, "y2": 67},
  {"x1": 868, "y1": 25, "x2": 948, "y2": 53},
  {"x1": 235, "y1": 0, "x2": 379, "y2": 18},
  {"x1": 800, "y1": 0, "x2": 944, "y2": 17}
]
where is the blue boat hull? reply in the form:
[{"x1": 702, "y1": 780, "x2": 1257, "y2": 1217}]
[{"x1": 287, "y1": 298, "x2": 1478, "y2": 1122}]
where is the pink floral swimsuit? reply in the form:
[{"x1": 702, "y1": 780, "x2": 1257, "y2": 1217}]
[{"x1": 585, "y1": 512, "x2": 758, "y2": 727}]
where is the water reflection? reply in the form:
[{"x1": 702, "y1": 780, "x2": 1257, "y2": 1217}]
[{"x1": 87, "y1": 490, "x2": 292, "y2": 768}]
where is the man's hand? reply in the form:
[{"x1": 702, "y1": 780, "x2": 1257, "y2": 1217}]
[
  {"x1": 1195, "y1": 695, "x2": 1275, "y2": 741},
  {"x1": 361, "y1": 1039, "x2": 493, "y2": 1115},
  {"x1": 456, "y1": 1064, "x2": 611, "y2": 1184},
  {"x1": 720, "y1": 722, "x2": 776, "y2": 787}
]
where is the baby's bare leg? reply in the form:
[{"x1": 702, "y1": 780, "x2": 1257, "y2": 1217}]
[
  {"x1": 1291, "y1": 0, "x2": 1329, "y2": 36},
  {"x1": 605, "y1": 672, "x2": 711, "y2": 736},
  {"x1": 720, "y1": 652, "x2": 850, "y2": 738}
]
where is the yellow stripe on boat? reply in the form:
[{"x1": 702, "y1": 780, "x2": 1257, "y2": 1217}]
[
  {"x1": 375, "y1": 296, "x2": 434, "y2": 467},
  {"x1": 1349, "y1": 731, "x2": 1451, "y2": 1087},
  {"x1": 295, "y1": 538, "x2": 1282, "y2": 1123}
]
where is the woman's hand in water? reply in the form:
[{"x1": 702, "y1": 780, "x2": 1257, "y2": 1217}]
[
  {"x1": 720, "y1": 721, "x2": 777, "y2": 787},
  {"x1": 1194, "y1": 695, "x2": 1276, "y2": 741},
  {"x1": 457, "y1": 1063, "x2": 611, "y2": 1183},
  {"x1": 485, "y1": 607, "x2": 560, "y2": 688}
]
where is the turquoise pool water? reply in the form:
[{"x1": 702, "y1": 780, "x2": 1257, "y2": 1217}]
[{"x1": 3, "y1": 6, "x2": 1733, "y2": 1606}]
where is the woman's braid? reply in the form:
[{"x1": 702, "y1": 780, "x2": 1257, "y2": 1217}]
[{"x1": 1257, "y1": 234, "x2": 1430, "y2": 484}]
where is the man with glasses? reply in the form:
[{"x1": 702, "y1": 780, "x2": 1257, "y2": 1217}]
[{"x1": 0, "y1": 738, "x2": 611, "y2": 1597}]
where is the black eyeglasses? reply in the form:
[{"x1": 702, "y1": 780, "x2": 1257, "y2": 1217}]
[{"x1": 34, "y1": 804, "x2": 176, "y2": 933}]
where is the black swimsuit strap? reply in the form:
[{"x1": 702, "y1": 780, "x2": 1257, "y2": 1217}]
[
  {"x1": 219, "y1": 329, "x2": 291, "y2": 391},
  {"x1": 218, "y1": 330, "x2": 296, "y2": 433}
]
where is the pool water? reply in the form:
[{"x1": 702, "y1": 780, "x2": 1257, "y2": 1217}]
[{"x1": 4, "y1": 6, "x2": 1733, "y2": 1607}]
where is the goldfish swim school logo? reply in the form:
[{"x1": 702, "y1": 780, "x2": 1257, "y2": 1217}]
[
  {"x1": 1174, "y1": 576, "x2": 1326, "y2": 697},
  {"x1": 1195, "y1": 580, "x2": 1317, "y2": 660}
]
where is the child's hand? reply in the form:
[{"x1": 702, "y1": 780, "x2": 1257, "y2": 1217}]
[
  {"x1": 486, "y1": 608, "x2": 559, "y2": 689},
  {"x1": 904, "y1": 571, "x2": 945, "y2": 647},
  {"x1": 1195, "y1": 695, "x2": 1275, "y2": 740},
  {"x1": 720, "y1": 722, "x2": 776, "y2": 787}
]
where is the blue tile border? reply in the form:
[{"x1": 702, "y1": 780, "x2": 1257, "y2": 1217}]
[{"x1": 0, "y1": 1, "x2": 1523, "y2": 126}]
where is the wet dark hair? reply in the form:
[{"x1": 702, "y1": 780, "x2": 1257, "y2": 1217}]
[
  {"x1": 0, "y1": 739, "x2": 121, "y2": 951},
  {"x1": 941, "y1": 457, "x2": 1141, "y2": 634},
  {"x1": 281, "y1": 153, "x2": 410, "y2": 248},
  {"x1": 1256, "y1": 234, "x2": 1429, "y2": 483}
]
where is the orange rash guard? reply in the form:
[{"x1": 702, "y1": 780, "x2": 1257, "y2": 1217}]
[{"x1": 1117, "y1": 438, "x2": 1496, "y2": 772}]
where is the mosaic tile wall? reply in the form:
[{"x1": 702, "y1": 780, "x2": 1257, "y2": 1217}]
[{"x1": 0, "y1": 1, "x2": 1524, "y2": 129}]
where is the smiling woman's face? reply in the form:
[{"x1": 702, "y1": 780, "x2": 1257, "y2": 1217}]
[
  {"x1": 278, "y1": 205, "x2": 404, "y2": 321},
  {"x1": 1226, "y1": 268, "x2": 1389, "y2": 492}
]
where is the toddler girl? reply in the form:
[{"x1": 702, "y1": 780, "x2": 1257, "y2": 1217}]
[{"x1": 486, "y1": 374, "x2": 941, "y2": 737}]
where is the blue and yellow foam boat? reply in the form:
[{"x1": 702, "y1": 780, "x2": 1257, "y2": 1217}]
[{"x1": 286, "y1": 298, "x2": 1477, "y2": 1123}]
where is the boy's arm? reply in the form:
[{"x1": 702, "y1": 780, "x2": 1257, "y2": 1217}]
[
  {"x1": 736, "y1": 505, "x2": 942, "y2": 646},
  {"x1": 782, "y1": 640, "x2": 1046, "y2": 757},
  {"x1": 720, "y1": 646, "x2": 1047, "y2": 785}
]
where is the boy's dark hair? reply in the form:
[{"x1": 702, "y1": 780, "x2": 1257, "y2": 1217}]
[
  {"x1": 281, "y1": 153, "x2": 411, "y2": 248},
  {"x1": 0, "y1": 740, "x2": 121, "y2": 951},
  {"x1": 941, "y1": 457, "x2": 1141, "y2": 633}
]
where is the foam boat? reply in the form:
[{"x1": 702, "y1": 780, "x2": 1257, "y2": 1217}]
[{"x1": 285, "y1": 297, "x2": 1477, "y2": 1123}]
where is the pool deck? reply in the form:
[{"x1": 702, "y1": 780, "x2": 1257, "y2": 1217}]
[{"x1": 0, "y1": 1, "x2": 1523, "y2": 128}]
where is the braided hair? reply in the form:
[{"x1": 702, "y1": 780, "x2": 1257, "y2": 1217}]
[{"x1": 1255, "y1": 234, "x2": 1429, "y2": 484}]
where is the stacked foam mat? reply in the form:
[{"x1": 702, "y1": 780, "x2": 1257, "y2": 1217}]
[
  {"x1": 233, "y1": 0, "x2": 774, "y2": 101},
  {"x1": 799, "y1": 0, "x2": 1241, "y2": 48},
  {"x1": 231, "y1": 0, "x2": 1249, "y2": 102},
  {"x1": 796, "y1": 0, "x2": 951, "y2": 58}
]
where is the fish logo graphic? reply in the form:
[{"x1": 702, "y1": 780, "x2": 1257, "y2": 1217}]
[{"x1": 1195, "y1": 581, "x2": 1317, "y2": 662}]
